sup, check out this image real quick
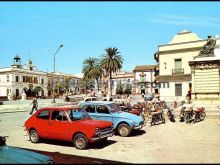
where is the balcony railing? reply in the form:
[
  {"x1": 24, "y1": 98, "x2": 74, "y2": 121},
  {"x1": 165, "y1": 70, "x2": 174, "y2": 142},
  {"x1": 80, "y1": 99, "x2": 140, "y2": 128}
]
[{"x1": 172, "y1": 68, "x2": 184, "y2": 75}]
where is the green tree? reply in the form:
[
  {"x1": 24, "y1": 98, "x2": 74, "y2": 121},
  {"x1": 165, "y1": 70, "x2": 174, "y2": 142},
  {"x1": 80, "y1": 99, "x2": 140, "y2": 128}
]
[
  {"x1": 100, "y1": 47, "x2": 123, "y2": 96},
  {"x1": 124, "y1": 84, "x2": 132, "y2": 95},
  {"x1": 82, "y1": 57, "x2": 103, "y2": 92},
  {"x1": 116, "y1": 82, "x2": 124, "y2": 95}
]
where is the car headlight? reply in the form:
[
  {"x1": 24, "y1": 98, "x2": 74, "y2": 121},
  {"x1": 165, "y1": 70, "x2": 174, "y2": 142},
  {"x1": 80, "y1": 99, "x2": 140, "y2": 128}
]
[{"x1": 94, "y1": 127, "x2": 101, "y2": 136}]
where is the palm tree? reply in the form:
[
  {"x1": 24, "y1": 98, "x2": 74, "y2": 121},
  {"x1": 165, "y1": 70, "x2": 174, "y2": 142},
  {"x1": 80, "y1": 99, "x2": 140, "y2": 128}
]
[
  {"x1": 82, "y1": 57, "x2": 103, "y2": 92},
  {"x1": 100, "y1": 47, "x2": 123, "y2": 96}
]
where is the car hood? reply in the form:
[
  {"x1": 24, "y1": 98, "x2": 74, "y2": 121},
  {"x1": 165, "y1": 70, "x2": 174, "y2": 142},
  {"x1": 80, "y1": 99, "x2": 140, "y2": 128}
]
[
  {"x1": 112, "y1": 111, "x2": 143, "y2": 122},
  {"x1": 0, "y1": 145, "x2": 52, "y2": 164},
  {"x1": 77, "y1": 119, "x2": 113, "y2": 128}
]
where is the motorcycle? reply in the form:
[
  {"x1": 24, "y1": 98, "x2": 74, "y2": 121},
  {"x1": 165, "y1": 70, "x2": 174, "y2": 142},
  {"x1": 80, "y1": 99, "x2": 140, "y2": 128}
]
[
  {"x1": 193, "y1": 107, "x2": 206, "y2": 123},
  {"x1": 150, "y1": 109, "x2": 165, "y2": 126}
]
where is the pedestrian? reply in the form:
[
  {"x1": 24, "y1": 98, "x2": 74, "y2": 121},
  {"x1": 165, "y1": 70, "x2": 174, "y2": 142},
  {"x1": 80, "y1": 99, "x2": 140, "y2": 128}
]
[
  {"x1": 30, "y1": 98, "x2": 38, "y2": 115},
  {"x1": 186, "y1": 91, "x2": 191, "y2": 104}
]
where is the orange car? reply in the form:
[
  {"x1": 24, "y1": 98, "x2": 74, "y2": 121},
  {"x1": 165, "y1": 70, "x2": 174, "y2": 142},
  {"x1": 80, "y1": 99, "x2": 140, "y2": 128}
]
[{"x1": 24, "y1": 106, "x2": 114, "y2": 150}]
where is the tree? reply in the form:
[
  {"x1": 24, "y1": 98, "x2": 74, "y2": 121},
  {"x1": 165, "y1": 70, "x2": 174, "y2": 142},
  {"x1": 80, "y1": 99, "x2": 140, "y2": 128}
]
[
  {"x1": 33, "y1": 86, "x2": 43, "y2": 96},
  {"x1": 116, "y1": 82, "x2": 124, "y2": 95},
  {"x1": 124, "y1": 84, "x2": 132, "y2": 95},
  {"x1": 100, "y1": 47, "x2": 123, "y2": 96},
  {"x1": 82, "y1": 57, "x2": 103, "y2": 92}
]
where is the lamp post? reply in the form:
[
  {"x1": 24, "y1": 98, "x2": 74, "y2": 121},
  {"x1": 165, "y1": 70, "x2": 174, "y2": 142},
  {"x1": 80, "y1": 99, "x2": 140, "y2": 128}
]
[{"x1": 49, "y1": 44, "x2": 63, "y2": 103}]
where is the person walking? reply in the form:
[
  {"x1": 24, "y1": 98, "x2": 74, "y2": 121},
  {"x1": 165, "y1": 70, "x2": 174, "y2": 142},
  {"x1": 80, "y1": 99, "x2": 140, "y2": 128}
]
[{"x1": 30, "y1": 98, "x2": 38, "y2": 115}]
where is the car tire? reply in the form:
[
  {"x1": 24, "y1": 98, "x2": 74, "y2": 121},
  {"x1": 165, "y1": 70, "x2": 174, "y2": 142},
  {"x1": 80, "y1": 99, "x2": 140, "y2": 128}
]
[
  {"x1": 117, "y1": 123, "x2": 131, "y2": 137},
  {"x1": 73, "y1": 133, "x2": 88, "y2": 150},
  {"x1": 29, "y1": 129, "x2": 40, "y2": 143}
]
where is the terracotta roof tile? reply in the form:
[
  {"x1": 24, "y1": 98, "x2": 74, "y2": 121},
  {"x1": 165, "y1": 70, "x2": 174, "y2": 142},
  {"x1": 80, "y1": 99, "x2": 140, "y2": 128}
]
[{"x1": 133, "y1": 65, "x2": 157, "y2": 71}]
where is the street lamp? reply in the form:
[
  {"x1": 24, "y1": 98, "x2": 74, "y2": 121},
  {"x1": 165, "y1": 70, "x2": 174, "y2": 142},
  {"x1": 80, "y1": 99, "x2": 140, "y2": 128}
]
[{"x1": 48, "y1": 44, "x2": 63, "y2": 103}]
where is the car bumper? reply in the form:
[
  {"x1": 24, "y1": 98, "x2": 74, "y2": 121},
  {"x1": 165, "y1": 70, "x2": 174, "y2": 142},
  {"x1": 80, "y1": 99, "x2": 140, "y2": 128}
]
[
  {"x1": 91, "y1": 131, "x2": 114, "y2": 141},
  {"x1": 133, "y1": 121, "x2": 146, "y2": 130}
]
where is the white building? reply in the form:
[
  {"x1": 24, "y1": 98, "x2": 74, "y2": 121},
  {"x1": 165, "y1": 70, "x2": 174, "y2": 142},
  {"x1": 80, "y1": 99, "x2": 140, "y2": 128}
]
[
  {"x1": 0, "y1": 55, "x2": 81, "y2": 99},
  {"x1": 111, "y1": 71, "x2": 134, "y2": 95},
  {"x1": 133, "y1": 65, "x2": 158, "y2": 95},
  {"x1": 155, "y1": 30, "x2": 206, "y2": 102}
]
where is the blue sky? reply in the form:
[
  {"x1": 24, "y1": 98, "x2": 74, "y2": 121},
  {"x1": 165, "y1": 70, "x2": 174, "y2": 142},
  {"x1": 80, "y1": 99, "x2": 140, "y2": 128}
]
[{"x1": 1, "y1": 2, "x2": 220, "y2": 76}]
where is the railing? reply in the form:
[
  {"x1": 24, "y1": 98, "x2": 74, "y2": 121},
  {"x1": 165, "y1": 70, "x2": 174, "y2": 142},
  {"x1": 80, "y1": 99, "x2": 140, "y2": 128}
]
[{"x1": 172, "y1": 68, "x2": 184, "y2": 74}]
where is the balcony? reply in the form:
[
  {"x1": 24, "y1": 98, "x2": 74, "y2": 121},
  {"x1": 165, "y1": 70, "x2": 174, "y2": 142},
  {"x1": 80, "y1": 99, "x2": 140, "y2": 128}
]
[{"x1": 172, "y1": 68, "x2": 184, "y2": 75}]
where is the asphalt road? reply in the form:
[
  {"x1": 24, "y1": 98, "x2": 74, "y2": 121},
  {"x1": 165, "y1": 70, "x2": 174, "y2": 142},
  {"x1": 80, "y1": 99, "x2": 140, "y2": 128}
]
[{"x1": 1, "y1": 111, "x2": 220, "y2": 163}]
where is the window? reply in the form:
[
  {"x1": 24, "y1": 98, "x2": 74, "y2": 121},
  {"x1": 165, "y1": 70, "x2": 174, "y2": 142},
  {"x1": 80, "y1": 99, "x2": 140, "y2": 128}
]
[
  {"x1": 175, "y1": 59, "x2": 182, "y2": 69},
  {"x1": 163, "y1": 83, "x2": 165, "y2": 88},
  {"x1": 167, "y1": 82, "x2": 170, "y2": 88},
  {"x1": 51, "y1": 110, "x2": 67, "y2": 121},
  {"x1": 83, "y1": 105, "x2": 95, "y2": 113},
  {"x1": 41, "y1": 79, "x2": 44, "y2": 84},
  {"x1": 175, "y1": 84, "x2": 182, "y2": 96},
  {"x1": 37, "y1": 110, "x2": 50, "y2": 120},
  {"x1": 7, "y1": 76, "x2": 9, "y2": 82},
  {"x1": 16, "y1": 76, "x2": 19, "y2": 82},
  {"x1": 96, "y1": 105, "x2": 110, "y2": 114}
]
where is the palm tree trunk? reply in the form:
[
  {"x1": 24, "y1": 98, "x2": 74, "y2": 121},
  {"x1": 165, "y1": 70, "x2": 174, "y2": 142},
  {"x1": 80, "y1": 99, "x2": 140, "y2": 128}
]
[
  {"x1": 110, "y1": 71, "x2": 112, "y2": 96},
  {"x1": 96, "y1": 78, "x2": 99, "y2": 92}
]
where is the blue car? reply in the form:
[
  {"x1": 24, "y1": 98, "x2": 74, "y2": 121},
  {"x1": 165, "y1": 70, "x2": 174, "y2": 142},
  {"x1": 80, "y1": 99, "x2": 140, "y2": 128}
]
[
  {"x1": 79, "y1": 101, "x2": 146, "y2": 137},
  {"x1": 0, "y1": 136, "x2": 53, "y2": 164},
  {"x1": 144, "y1": 93, "x2": 154, "y2": 101}
]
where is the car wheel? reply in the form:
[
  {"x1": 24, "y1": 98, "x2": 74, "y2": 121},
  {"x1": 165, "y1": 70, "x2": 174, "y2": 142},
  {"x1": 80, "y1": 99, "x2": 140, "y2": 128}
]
[
  {"x1": 29, "y1": 129, "x2": 40, "y2": 143},
  {"x1": 118, "y1": 123, "x2": 131, "y2": 137},
  {"x1": 73, "y1": 133, "x2": 88, "y2": 150}
]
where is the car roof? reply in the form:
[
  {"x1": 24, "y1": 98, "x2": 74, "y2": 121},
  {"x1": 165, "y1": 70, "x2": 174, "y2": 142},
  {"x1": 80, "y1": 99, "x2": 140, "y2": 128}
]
[
  {"x1": 80, "y1": 101, "x2": 114, "y2": 105},
  {"x1": 39, "y1": 106, "x2": 81, "y2": 111}
]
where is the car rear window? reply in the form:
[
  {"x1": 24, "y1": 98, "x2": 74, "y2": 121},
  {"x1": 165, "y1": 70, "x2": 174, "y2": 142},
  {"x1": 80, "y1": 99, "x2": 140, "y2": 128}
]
[{"x1": 37, "y1": 110, "x2": 50, "y2": 120}]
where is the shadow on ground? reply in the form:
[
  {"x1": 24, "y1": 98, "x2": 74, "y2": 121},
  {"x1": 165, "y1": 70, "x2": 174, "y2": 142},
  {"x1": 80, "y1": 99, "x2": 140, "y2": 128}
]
[
  {"x1": 27, "y1": 139, "x2": 117, "y2": 150},
  {"x1": 21, "y1": 147, "x2": 127, "y2": 164}
]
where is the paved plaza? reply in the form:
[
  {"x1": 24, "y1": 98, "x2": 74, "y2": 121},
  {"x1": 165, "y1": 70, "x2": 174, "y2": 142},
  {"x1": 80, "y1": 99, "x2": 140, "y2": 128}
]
[{"x1": 0, "y1": 95, "x2": 220, "y2": 163}]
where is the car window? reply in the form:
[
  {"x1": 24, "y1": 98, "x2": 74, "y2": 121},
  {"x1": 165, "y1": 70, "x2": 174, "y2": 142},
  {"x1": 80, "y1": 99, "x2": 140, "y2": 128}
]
[
  {"x1": 108, "y1": 103, "x2": 121, "y2": 113},
  {"x1": 37, "y1": 110, "x2": 50, "y2": 120},
  {"x1": 96, "y1": 105, "x2": 110, "y2": 114},
  {"x1": 92, "y1": 98, "x2": 97, "y2": 101},
  {"x1": 51, "y1": 110, "x2": 68, "y2": 122},
  {"x1": 83, "y1": 105, "x2": 95, "y2": 113},
  {"x1": 67, "y1": 109, "x2": 90, "y2": 121}
]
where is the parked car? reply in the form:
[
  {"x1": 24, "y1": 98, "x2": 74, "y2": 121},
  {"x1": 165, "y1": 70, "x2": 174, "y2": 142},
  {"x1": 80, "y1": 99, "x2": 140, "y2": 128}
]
[
  {"x1": 79, "y1": 101, "x2": 146, "y2": 137},
  {"x1": 0, "y1": 136, "x2": 53, "y2": 164},
  {"x1": 24, "y1": 106, "x2": 114, "y2": 150}
]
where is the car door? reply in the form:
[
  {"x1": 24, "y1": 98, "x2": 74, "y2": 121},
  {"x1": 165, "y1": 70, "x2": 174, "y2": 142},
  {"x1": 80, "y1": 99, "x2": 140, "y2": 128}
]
[
  {"x1": 82, "y1": 105, "x2": 97, "y2": 119},
  {"x1": 47, "y1": 109, "x2": 70, "y2": 141},
  {"x1": 95, "y1": 105, "x2": 113, "y2": 123},
  {"x1": 35, "y1": 110, "x2": 51, "y2": 139}
]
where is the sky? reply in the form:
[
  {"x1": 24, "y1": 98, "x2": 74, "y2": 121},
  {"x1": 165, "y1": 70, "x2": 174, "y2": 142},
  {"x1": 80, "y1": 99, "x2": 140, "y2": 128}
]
[{"x1": 1, "y1": 1, "x2": 220, "y2": 77}]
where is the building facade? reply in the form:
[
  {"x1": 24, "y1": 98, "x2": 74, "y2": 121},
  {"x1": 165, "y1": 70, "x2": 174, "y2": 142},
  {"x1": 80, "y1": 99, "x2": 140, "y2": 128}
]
[
  {"x1": 0, "y1": 55, "x2": 81, "y2": 99},
  {"x1": 155, "y1": 30, "x2": 206, "y2": 101},
  {"x1": 133, "y1": 65, "x2": 158, "y2": 95}
]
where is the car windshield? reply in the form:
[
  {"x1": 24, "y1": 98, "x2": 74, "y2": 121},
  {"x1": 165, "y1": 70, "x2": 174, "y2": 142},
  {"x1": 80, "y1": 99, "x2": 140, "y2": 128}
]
[
  {"x1": 68, "y1": 109, "x2": 90, "y2": 121},
  {"x1": 108, "y1": 103, "x2": 121, "y2": 113}
]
